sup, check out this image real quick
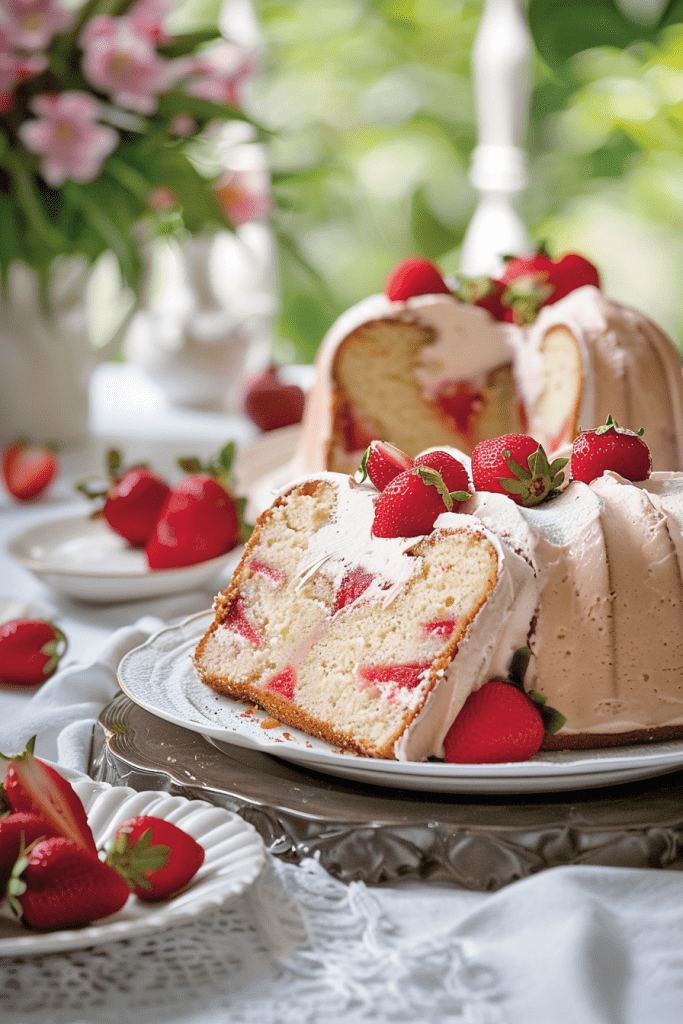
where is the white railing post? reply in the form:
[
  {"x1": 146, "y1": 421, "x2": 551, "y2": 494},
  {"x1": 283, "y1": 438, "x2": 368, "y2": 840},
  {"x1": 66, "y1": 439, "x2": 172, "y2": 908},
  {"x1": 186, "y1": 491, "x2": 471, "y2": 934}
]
[{"x1": 460, "y1": 0, "x2": 533, "y2": 276}]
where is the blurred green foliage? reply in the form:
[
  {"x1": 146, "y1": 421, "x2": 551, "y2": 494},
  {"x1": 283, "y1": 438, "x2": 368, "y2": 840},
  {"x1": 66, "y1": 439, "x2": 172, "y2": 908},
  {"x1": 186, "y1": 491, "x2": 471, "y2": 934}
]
[{"x1": 249, "y1": 0, "x2": 683, "y2": 361}]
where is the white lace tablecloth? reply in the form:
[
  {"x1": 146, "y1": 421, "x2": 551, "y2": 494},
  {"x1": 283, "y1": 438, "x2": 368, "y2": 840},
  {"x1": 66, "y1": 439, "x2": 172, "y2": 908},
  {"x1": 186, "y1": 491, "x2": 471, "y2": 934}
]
[{"x1": 2, "y1": 367, "x2": 683, "y2": 1024}]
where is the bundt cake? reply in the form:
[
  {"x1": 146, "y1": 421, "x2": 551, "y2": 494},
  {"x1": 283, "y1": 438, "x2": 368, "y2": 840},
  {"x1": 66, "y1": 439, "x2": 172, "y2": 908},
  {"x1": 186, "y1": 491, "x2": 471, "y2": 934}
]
[
  {"x1": 297, "y1": 253, "x2": 683, "y2": 475},
  {"x1": 194, "y1": 427, "x2": 683, "y2": 762}
]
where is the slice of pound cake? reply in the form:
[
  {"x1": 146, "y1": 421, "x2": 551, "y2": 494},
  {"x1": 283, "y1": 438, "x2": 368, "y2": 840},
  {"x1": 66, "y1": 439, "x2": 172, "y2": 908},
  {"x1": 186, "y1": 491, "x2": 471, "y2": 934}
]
[{"x1": 194, "y1": 464, "x2": 536, "y2": 761}]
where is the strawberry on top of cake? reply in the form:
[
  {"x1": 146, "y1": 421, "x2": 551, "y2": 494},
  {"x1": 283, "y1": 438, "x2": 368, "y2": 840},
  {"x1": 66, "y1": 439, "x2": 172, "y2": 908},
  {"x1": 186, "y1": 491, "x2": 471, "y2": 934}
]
[{"x1": 195, "y1": 419, "x2": 683, "y2": 763}]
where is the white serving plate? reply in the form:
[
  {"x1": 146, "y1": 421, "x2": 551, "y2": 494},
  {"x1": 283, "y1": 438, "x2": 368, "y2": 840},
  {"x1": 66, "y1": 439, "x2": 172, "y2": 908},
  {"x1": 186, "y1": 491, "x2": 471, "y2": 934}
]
[
  {"x1": 5, "y1": 513, "x2": 243, "y2": 603},
  {"x1": 0, "y1": 778, "x2": 266, "y2": 955},
  {"x1": 117, "y1": 612, "x2": 683, "y2": 795}
]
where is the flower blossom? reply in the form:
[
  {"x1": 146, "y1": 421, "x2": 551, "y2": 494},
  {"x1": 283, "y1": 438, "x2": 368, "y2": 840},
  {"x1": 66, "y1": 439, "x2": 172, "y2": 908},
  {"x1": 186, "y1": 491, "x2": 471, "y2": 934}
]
[
  {"x1": 18, "y1": 91, "x2": 119, "y2": 186},
  {"x1": 0, "y1": 26, "x2": 47, "y2": 110},
  {"x1": 1, "y1": 0, "x2": 75, "y2": 51},
  {"x1": 215, "y1": 166, "x2": 271, "y2": 227},
  {"x1": 79, "y1": 13, "x2": 193, "y2": 115},
  {"x1": 185, "y1": 42, "x2": 256, "y2": 108}
]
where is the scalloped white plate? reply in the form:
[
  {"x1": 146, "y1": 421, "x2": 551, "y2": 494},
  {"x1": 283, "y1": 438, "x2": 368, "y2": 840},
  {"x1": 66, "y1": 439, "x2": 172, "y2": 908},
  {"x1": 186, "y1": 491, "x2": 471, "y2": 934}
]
[
  {"x1": 0, "y1": 778, "x2": 266, "y2": 955},
  {"x1": 117, "y1": 612, "x2": 683, "y2": 794},
  {"x1": 5, "y1": 513, "x2": 243, "y2": 603}
]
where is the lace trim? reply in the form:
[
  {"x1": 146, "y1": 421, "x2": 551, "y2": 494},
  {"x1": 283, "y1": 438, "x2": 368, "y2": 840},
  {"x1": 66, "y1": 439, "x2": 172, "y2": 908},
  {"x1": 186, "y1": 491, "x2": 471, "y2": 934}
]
[{"x1": 0, "y1": 856, "x2": 502, "y2": 1024}]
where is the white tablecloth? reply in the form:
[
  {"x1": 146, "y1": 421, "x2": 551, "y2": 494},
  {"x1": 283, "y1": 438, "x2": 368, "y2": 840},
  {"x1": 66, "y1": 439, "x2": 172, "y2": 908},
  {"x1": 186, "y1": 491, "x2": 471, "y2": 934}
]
[{"x1": 1, "y1": 364, "x2": 683, "y2": 1024}]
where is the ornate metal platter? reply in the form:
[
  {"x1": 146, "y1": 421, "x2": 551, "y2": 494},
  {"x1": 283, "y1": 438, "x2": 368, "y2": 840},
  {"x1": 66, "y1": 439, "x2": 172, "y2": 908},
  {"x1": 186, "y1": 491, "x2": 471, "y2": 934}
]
[{"x1": 93, "y1": 693, "x2": 683, "y2": 890}]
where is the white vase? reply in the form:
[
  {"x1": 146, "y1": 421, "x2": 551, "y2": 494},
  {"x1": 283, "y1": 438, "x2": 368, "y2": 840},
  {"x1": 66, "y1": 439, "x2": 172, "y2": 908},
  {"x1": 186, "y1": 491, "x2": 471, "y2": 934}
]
[{"x1": 0, "y1": 258, "x2": 98, "y2": 449}]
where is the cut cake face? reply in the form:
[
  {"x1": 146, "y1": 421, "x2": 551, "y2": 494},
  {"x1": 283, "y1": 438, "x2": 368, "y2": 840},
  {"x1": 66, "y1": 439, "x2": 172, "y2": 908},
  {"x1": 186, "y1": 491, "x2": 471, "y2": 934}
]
[
  {"x1": 194, "y1": 472, "x2": 535, "y2": 761},
  {"x1": 298, "y1": 286, "x2": 683, "y2": 475}
]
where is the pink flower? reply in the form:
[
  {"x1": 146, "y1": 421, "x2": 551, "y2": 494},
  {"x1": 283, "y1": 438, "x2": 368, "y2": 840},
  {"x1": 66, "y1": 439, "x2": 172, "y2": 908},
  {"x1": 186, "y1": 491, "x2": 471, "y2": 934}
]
[
  {"x1": 2, "y1": 0, "x2": 75, "y2": 51},
  {"x1": 127, "y1": 0, "x2": 175, "y2": 45},
  {"x1": 185, "y1": 42, "x2": 256, "y2": 108},
  {"x1": 18, "y1": 91, "x2": 119, "y2": 186},
  {"x1": 79, "y1": 14, "x2": 193, "y2": 115},
  {"x1": 215, "y1": 167, "x2": 271, "y2": 227}
]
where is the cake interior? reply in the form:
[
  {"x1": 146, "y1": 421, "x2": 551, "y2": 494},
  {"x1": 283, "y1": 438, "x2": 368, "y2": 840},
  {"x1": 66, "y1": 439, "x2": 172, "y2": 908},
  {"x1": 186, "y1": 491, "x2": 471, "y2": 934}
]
[{"x1": 195, "y1": 479, "x2": 500, "y2": 759}]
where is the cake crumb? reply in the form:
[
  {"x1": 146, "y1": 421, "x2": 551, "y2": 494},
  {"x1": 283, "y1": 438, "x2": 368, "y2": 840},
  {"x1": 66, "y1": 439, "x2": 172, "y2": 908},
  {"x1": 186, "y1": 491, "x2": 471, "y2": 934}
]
[{"x1": 261, "y1": 717, "x2": 281, "y2": 729}]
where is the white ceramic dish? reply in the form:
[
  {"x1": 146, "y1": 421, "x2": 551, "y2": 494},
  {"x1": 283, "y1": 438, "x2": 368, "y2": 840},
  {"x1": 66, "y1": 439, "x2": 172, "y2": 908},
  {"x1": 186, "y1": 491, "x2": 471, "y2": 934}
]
[
  {"x1": 0, "y1": 778, "x2": 266, "y2": 955},
  {"x1": 117, "y1": 612, "x2": 683, "y2": 795},
  {"x1": 5, "y1": 513, "x2": 243, "y2": 603}
]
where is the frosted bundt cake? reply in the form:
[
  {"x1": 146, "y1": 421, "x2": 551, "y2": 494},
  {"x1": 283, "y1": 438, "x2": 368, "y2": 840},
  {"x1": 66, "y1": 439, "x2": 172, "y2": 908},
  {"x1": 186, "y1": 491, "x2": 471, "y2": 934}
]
[
  {"x1": 297, "y1": 252, "x2": 683, "y2": 475},
  {"x1": 194, "y1": 426, "x2": 683, "y2": 762}
]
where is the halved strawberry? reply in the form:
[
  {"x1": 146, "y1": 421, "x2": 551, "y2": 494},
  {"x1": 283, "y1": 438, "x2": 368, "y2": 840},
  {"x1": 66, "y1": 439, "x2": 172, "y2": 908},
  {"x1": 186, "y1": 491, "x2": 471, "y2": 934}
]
[
  {"x1": 471, "y1": 433, "x2": 567, "y2": 507},
  {"x1": 106, "y1": 815, "x2": 205, "y2": 902},
  {"x1": 0, "y1": 739, "x2": 97, "y2": 855},
  {"x1": 8, "y1": 836, "x2": 129, "y2": 930},
  {"x1": 1, "y1": 440, "x2": 58, "y2": 501},
  {"x1": 0, "y1": 812, "x2": 60, "y2": 897},
  {"x1": 570, "y1": 415, "x2": 651, "y2": 484},
  {"x1": 358, "y1": 441, "x2": 414, "y2": 491},
  {"x1": 384, "y1": 258, "x2": 450, "y2": 301}
]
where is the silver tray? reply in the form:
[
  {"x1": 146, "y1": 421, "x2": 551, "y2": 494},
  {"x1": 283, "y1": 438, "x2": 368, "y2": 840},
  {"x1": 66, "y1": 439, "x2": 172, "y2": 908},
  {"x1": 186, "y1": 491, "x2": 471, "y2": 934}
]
[{"x1": 92, "y1": 693, "x2": 683, "y2": 890}]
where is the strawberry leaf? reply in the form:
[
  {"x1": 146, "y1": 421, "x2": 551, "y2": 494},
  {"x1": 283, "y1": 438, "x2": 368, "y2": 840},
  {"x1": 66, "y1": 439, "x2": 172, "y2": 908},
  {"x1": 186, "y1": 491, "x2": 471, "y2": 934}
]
[
  {"x1": 413, "y1": 466, "x2": 452, "y2": 511},
  {"x1": 107, "y1": 827, "x2": 170, "y2": 892},
  {"x1": 357, "y1": 445, "x2": 371, "y2": 483}
]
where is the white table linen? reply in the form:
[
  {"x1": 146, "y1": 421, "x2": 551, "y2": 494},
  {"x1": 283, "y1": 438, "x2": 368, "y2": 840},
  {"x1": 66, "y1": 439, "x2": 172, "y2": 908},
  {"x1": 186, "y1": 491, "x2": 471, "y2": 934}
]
[{"x1": 1, "y1": 364, "x2": 682, "y2": 1024}]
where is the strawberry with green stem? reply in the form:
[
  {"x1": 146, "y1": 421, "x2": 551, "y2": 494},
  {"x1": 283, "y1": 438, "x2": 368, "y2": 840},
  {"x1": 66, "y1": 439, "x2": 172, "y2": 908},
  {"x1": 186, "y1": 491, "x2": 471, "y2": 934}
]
[
  {"x1": 145, "y1": 442, "x2": 253, "y2": 570},
  {"x1": 570, "y1": 415, "x2": 651, "y2": 484},
  {"x1": 77, "y1": 448, "x2": 171, "y2": 548},
  {"x1": 471, "y1": 433, "x2": 568, "y2": 507},
  {"x1": 106, "y1": 815, "x2": 205, "y2": 901},
  {"x1": 372, "y1": 464, "x2": 471, "y2": 538},
  {"x1": 444, "y1": 647, "x2": 566, "y2": 763}
]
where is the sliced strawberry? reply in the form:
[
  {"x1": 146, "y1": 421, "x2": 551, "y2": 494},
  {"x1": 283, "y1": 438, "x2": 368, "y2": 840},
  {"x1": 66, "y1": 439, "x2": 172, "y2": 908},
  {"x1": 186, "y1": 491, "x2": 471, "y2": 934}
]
[
  {"x1": 358, "y1": 441, "x2": 414, "y2": 491},
  {"x1": 422, "y1": 619, "x2": 457, "y2": 639},
  {"x1": 570, "y1": 415, "x2": 651, "y2": 484},
  {"x1": 9, "y1": 836, "x2": 129, "y2": 930},
  {"x1": 223, "y1": 598, "x2": 261, "y2": 646},
  {"x1": 332, "y1": 567, "x2": 378, "y2": 612},
  {"x1": 0, "y1": 619, "x2": 67, "y2": 686},
  {"x1": 264, "y1": 665, "x2": 297, "y2": 700},
  {"x1": 106, "y1": 815, "x2": 205, "y2": 902},
  {"x1": 1, "y1": 440, "x2": 58, "y2": 501},
  {"x1": 357, "y1": 662, "x2": 431, "y2": 703},
  {"x1": 0, "y1": 812, "x2": 60, "y2": 896},
  {"x1": 434, "y1": 379, "x2": 485, "y2": 438},
  {"x1": 249, "y1": 560, "x2": 285, "y2": 587},
  {"x1": 384, "y1": 258, "x2": 450, "y2": 301},
  {"x1": 244, "y1": 365, "x2": 305, "y2": 432},
  {"x1": 443, "y1": 680, "x2": 545, "y2": 763},
  {"x1": 414, "y1": 450, "x2": 471, "y2": 494},
  {"x1": 0, "y1": 740, "x2": 97, "y2": 855},
  {"x1": 470, "y1": 433, "x2": 567, "y2": 507}
]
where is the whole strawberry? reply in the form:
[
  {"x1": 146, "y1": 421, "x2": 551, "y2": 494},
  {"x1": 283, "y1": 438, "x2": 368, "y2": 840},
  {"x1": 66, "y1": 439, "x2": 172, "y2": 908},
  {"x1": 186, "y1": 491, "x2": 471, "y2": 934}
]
[
  {"x1": 0, "y1": 812, "x2": 60, "y2": 896},
  {"x1": 1, "y1": 440, "x2": 58, "y2": 501},
  {"x1": 471, "y1": 433, "x2": 567, "y2": 507},
  {"x1": 77, "y1": 449, "x2": 171, "y2": 548},
  {"x1": 571, "y1": 415, "x2": 651, "y2": 484},
  {"x1": 384, "y1": 258, "x2": 450, "y2": 302},
  {"x1": 8, "y1": 836, "x2": 130, "y2": 930},
  {"x1": 145, "y1": 442, "x2": 252, "y2": 570},
  {"x1": 244, "y1": 365, "x2": 305, "y2": 432},
  {"x1": 413, "y1": 450, "x2": 471, "y2": 494},
  {"x1": 372, "y1": 465, "x2": 469, "y2": 539},
  {"x1": 454, "y1": 275, "x2": 507, "y2": 321},
  {"x1": 1, "y1": 739, "x2": 97, "y2": 855},
  {"x1": 500, "y1": 246, "x2": 600, "y2": 324},
  {"x1": 358, "y1": 440, "x2": 414, "y2": 490},
  {"x1": 443, "y1": 680, "x2": 545, "y2": 763},
  {"x1": 106, "y1": 815, "x2": 205, "y2": 901},
  {"x1": 0, "y1": 619, "x2": 67, "y2": 686}
]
